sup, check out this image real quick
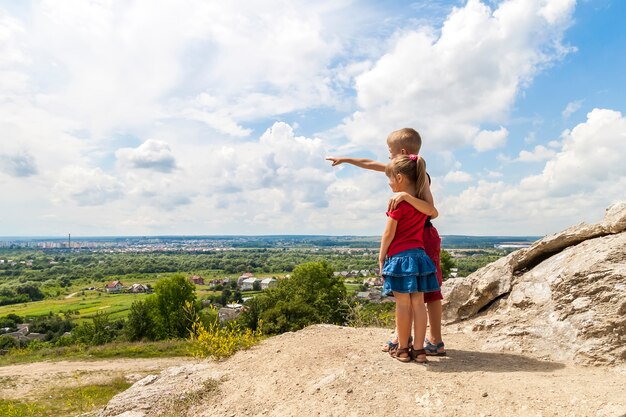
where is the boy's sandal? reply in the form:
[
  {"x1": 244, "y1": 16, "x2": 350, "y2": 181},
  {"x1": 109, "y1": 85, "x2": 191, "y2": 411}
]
[
  {"x1": 390, "y1": 347, "x2": 412, "y2": 363},
  {"x1": 382, "y1": 335, "x2": 410, "y2": 352},
  {"x1": 410, "y1": 347, "x2": 428, "y2": 363},
  {"x1": 424, "y1": 339, "x2": 446, "y2": 356}
]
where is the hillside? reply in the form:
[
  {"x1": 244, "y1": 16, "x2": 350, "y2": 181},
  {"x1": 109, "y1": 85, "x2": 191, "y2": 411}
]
[
  {"x1": 98, "y1": 325, "x2": 625, "y2": 417},
  {"x1": 98, "y1": 203, "x2": 626, "y2": 417}
]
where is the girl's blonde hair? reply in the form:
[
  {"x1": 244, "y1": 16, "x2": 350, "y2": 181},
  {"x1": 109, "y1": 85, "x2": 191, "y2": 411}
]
[{"x1": 385, "y1": 155, "x2": 428, "y2": 200}]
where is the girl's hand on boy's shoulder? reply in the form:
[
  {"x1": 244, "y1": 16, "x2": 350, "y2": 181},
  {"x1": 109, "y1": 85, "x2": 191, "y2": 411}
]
[
  {"x1": 388, "y1": 192, "x2": 408, "y2": 211},
  {"x1": 325, "y1": 156, "x2": 344, "y2": 166}
]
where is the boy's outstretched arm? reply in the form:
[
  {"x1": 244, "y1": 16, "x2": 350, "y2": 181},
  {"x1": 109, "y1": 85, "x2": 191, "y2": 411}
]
[{"x1": 326, "y1": 156, "x2": 386, "y2": 172}]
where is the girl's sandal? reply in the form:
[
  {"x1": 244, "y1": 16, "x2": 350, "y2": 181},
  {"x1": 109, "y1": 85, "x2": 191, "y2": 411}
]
[
  {"x1": 390, "y1": 346, "x2": 412, "y2": 363},
  {"x1": 410, "y1": 347, "x2": 428, "y2": 364}
]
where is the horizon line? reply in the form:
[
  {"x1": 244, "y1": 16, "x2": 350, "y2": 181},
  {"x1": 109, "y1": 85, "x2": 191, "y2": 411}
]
[{"x1": 0, "y1": 234, "x2": 544, "y2": 240}]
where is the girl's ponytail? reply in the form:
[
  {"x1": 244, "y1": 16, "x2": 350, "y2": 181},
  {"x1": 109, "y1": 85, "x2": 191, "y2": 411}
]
[{"x1": 415, "y1": 157, "x2": 428, "y2": 200}]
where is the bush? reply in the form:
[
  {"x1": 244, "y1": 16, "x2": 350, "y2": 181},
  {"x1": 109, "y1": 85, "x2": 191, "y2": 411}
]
[
  {"x1": 344, "y1": 300, "x2": 396, "y2": 328},
  {"x1": 188, "y1": 303, "x2": 262, "y2": 360},
  {"x1": 0, "y1": 314, "x2": 23, "y2": 332},
  {"x1": 72, "y1": 311, "x2": 123, "y2": 345},
  {"x1": 0, "y1": 335, "x2": 19, "y2": 350},
  {"x1": 27, "y1": 315, "x2": 73, "y2": 342}
]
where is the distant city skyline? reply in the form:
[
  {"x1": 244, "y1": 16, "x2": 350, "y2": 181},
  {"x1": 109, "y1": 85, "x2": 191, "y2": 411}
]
[{"x1": 1, "y1": 0, "x2": 625, "y2": 237}]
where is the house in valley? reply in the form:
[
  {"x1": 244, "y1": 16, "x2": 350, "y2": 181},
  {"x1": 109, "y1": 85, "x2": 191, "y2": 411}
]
[
  {"x1": 105, "y1": 280, "x2": 124, "y2": 293},
  {"x1": 129, "y1": 283, "x2": 148, "y2": 293},
  {"x1": 260, "y1": 278, "x2": 277, "y2": 290},
  {"x1": 237, "y1": 272, "x2": 254, "y2": 287},
  {"x1": 241, "y1": 278, "x2": 260, "y2": 291},
  {"x1": 189, "y1": 275, "x2": 205, "y2": 285}
]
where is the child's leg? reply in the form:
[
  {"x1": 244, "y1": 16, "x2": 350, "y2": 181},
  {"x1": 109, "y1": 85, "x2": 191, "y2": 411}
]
[
  {"x1": 381, "y1": 326, "x2": 398, "y2": 352},
  {"x1": 393, "y1": 292, "x2": 412, "y2": 349},
  {"x1": 410, "y1": 292, "x2": 427, "y2": 350},
  {"x1": 426, "y1": 299, "x2": 442, "y2": 344},
  {"x1": 423, "y1": 225, "x2": 444, "y2": 346}
]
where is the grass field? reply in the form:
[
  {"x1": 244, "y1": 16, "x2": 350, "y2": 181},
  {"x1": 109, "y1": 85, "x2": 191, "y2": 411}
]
[
  {"x1": 0, "y1": 291, "x2": 149, "y2": 322},
  {"x1": 0, "y1": 286, "x2": 267, "y2": 322},
  {"x1": 0, "y1": 271, "x2": 357, "y2": 321}
]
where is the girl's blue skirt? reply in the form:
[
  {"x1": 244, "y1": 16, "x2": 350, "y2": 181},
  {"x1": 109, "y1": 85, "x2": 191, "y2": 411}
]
[{"x1": 382, "y1": 248, "x2": 440, "y2": 296}]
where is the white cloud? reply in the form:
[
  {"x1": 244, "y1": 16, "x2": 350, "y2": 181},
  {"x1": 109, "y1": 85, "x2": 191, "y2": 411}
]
[
  {"x1": 0, "y1": 0, "x2": 368, "y2": 143},
  {"x1": 52, "y1": 166, "x2": 124, "y2": 206},
  {"x1": 5, "y1": 0, "x2": 619, "y2": 238},
  {"x1": 517, "y1": 144, "x2": 557, "y2": 162},
  {"x1": 116, "y1": 140, "x2": 177, "y2": 173},
  {"x1": 444, "y1": 170, "x2": 474, "y2": 183},
  {"x1": 473, "y1": 127, "x2": 509, "y2": 152},
  {"x1": 562, "y1": 99, "x2": 583, "y2": 119},
  {"x1": 179, "y1": 108, "x2": 252, "y2": 138},
  {"x1": 0, "y1": 151, "x2": 37, "y2": 177},
  {"x1": 338, "y1": 0, "x2": 575, "y2": 151},
  {"x1": 440, "y1": 108, "x2": 626, "y2": 235},
  {"x1": 204, "y1": 122, "x2": 336, "y2": 213}
]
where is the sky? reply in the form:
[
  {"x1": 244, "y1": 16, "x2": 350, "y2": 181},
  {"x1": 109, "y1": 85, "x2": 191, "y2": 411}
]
[{"x1": 0, "y1": 0, "x2": 625, "y2": 237}]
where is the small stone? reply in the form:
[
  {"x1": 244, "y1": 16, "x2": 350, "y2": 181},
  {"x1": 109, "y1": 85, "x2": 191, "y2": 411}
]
[
  {"x1": 347, "y1": 388, "x2": 353, "y2": 394},
  {"x1": 482, "y1": 392, "x2": 488, "y2": 397}
]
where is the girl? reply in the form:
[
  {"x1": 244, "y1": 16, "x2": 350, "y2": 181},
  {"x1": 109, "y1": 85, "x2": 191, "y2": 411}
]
[{"x1": 379, "y1": 154, "x2": 440, "y2": 363}]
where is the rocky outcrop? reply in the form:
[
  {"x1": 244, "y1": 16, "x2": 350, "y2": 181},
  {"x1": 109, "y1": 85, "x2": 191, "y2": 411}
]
[
  {"x1": 442, "y1": 202, "x2": 626, "y2": 366},
  {"x1": 99, "y1": 363, "x2": 218, "y2": 417}
]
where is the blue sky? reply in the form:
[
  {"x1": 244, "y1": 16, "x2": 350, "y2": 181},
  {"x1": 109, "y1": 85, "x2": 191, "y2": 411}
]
[{"x1": 0, "y1": 0, "x2": 624, "y2": 237}]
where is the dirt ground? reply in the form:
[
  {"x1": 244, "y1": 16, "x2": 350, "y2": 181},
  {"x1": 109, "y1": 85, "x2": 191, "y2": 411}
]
[
  {"x1": 3, "y1": 325, "x2": 626, "y2": 417},
  {"x1": 0, "y1": 357, "x2": 198, "y2": 399},
  {"x1": 188, "y1": 325, "x2": 626, "y2": 417}
]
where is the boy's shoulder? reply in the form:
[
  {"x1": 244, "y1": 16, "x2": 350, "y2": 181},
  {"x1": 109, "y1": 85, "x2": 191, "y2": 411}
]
[{"x1": 390, "y1": 201, "x2": 413, "y2": 215}]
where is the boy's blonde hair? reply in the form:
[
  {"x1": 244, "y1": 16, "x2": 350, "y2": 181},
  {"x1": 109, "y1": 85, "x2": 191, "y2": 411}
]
[
  {"x1": 386, "y1": 128, "x2": 422, "y2": 155},
  {"x1": 385, "y1": 155, "x2": 429, "y2": 200}
]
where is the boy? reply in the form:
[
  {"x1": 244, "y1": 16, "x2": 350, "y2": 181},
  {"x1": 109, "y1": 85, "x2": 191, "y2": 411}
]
[{"x1": 326, "y1": 128, "x2": 445, "y2": 355}]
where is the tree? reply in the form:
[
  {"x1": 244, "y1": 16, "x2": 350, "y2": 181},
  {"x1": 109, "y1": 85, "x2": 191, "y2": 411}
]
[
  {"x1": 220, "y1": 288, "x2": 232, "y2": 306},
  {"x1": 125, "y1": 299, "x2": 157, "y2": 341},
  {"x1": 242, "y1": 261, "x2": 348, "y2": 334},
  {"x1": 440, "y1": 250, "x2": 455, "y2": 279},
  {"x1": 153, "y1": 274, "x2": 196, "y2": 339},
  {"x1": 252, "y1": 280, "x2": 261, "y2": 291}
]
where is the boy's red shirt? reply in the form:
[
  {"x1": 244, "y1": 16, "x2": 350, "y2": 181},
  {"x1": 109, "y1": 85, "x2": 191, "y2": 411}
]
[{"x1": 386, "y1": 201, "x2": 427, "y2": 257}]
